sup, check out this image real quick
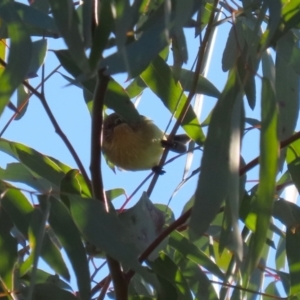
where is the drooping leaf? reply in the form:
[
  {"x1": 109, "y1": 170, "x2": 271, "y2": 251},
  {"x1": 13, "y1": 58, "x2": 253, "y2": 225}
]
[
  {"x1": 175, "y1": 68, "x2": 220, "y2": 98},
  {"x1": 54, "y1": 50, "x2": 140, "y2": 122},
  {"x1": 39, "y1": 196, "x2": 90, "y2": 300},
  {"x1": 89, "y1": 0, "x2": 113, "y2": 68},
  {"x1": 286, "y1": 229, "x2": 300, "y2": 296},
  {"x1": 0, "y1": 163, "x2": 53, "y2": 192},
  {"x1": 176, "y1": 256, "x2": 219, "y2": 300},
  {"x1": 80, "y1": 0, "x2": 93, "y2": 48},
  {"x1": 48, "y1": 0, "x2": 89, "y2": 73},
  {"x1": 244, "y1": 78, "x2": 278, "y2": 283},
  {"x1": 270, "y1": 1, "x2": 300, "y2": 45},
  {"x1": 20, "y1": 283, "x2": 78, "y2": 300},
  {"x1": 15, "y1": 84, "x2": 29, "y2": 120},
  {"x1": 273, "y1": 199, "x2": 300, "y2": 230},
  {"x1": 189, "y1": 69, "x2": 242, "y2": 239},
  {"x1": 0, "y1": 205, "x2": 17, "y2": 290},
  {"x1": 118, "y1": 193, "x2": 166, "y2": 261},
  {"x1": 222, "y1": 19, "x2": 246, "y2": 72},
  {"x1": 21, "y1": 270, "x2": 72, "y2": 292},
  {"x1": 276, "y1": 32, "x2": 300, "y2": 142},
  {"x1": 29, "y1": 0, "x2": 50, "y2": 14},
  {"x1": 101, "y1": 21, "x2": 169, "y2": 78},
  {"x1": 149, "y1": 252, "x2": 193, "y2": 300},
  {"x1": 26, "y1": 39, "x2": 48, "y2": 79},
  {"x1": 168, "y1": 230, "x2": 225, "y2": 280},
  {"x1": 260, "y1": 0, "x2": 281, "y2": 50},
  {"x1": 68, "y1": 195, "x2": 144, "y2": 273},
  {"x1": 0, "y1": 138, "x2": 70, "y2": 189},
  {"x1": 140, "y1": 55, "x2": 205, "y2": 144},
  {"x1": 0, "y1": 0, "x2": 32, "y2": 116},
  {"x1": 14, "y1": 2, "x2": 58, "y2": 36}
]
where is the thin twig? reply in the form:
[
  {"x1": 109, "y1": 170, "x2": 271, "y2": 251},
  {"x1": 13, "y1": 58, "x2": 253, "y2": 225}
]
[
  {"x1": 0, "y1": 58, "x2": 92, "y2": 193},
  {"x1": 0, "y1": 65, "x2": 61, "y2": 138},
  {"x1": 147, "y1": 0, "x2": 220, "y2": 196}
]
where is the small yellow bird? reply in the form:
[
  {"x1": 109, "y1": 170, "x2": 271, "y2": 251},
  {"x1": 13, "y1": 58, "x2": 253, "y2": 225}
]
[{"x1": 102, "y1": 113, "x2": 190, "y2": 172}]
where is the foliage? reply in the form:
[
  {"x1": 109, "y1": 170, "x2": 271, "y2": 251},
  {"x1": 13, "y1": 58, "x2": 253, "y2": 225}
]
[{"x1": 1, "y1": 0, "x2": 300, "y2": 299}]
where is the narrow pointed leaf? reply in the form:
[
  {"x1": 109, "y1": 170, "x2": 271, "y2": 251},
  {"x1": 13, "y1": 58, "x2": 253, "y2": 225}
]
[
  {"x1": 0, "y1": 206, "x2": 17, "y2": 290},
  {"x1": 48, "y1": 0, "x2": 89, "y2": 73},
  {"x1": 0, "y1": 138, "x2": 69, "y2": 189},
  {"x1": 287, "y1": 229, "x2": 300, "y2": 296},
  {"x1": 189, "y1": 69, "x2": 242, "y2": 239},
  {"x1": 69, "y1": 195, "x2": 143, "y2": 273},
  {"x1": 39, "y1": 196, "x2": 90, "y2": 300},
  {"x1": 0, "y1": 0, "x2": 32, "y2": 116},
  {"x1": 101, "y1": 21, "x2": 169, "y2": 77},
  {"x1": 140, "y1": 55, "x2": 205, "y2": 144},
  {"x1": 244, "y1": 78, "x2": 278, "y2": 280},
  {"x1": 169, "y1": 231, "x2": 225, "y2": 280},
  {"x1": 149, "y1": 253, "x2": 193, "y2": 300}
]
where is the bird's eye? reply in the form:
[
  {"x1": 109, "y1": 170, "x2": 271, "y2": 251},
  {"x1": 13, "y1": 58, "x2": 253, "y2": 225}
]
[{"x1": 114, "y1": 118, "x2": 125, "y2": 126}]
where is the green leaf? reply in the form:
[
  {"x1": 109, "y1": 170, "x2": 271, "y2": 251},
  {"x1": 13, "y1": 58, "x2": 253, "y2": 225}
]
[
  {"x1": 244, "y1": 78, "x2": 278, "y2": 282},
  {"x1": 237, "y1": 47, "x2": 256, "y2": 109},
  {"x1": 101, "y1": 21, "x2": 169, "y2": 77},
  {"x1": 149, "y1": 252, "x2": 193, "y2": 300},
  {"x1": 54, "y1": 50, "x2": 140, "y2": 122},
  {"x1": 0, "y1": 0, "x2": 32, "y2": 117},
  {"x1": 0, "y1": 206, "x2": 18, "y2": 290},
  {"x1": 260, "y1": 0, "x2": 281, "y2": 50},
  {"x1": 0, "y1": 138, "x2": 69, "y2": 189},
  {"x1": 168, "y1": 231, "x2": 225, "y2": 280},
  {"x1": 68, "y1": 195, "x2": 144, "y2": 273},
  {"x1": 15, "y1": 84, "x2": 29, "y2": 120},
  {"x1": 287, "y1": 229, "x2": 300, "y2": 296},
  {"x1": 276, "y1": 32, "x2": 300, "y2": 142},
  {"x1": 273, "y1": 199, "x2": 300, "y2": 230},
  {"x1": 175, "y1": 68, "x2": 220, "y2": 98},
  {"x1": 48, "y1": 0, "x2": 89, "y2": 73},
  {"x1": 106, "y1": 188, "x2": 126, "y2": 201},
  {"x1": 270, "y1": 1, "x2": 300, "y2": 45},
  {"x1": 26, "y1": 39, "x2": 48, "y2": 78},
  {"x1": 20, "y1": 208, "x2": 48, "y2": 276},
  {"x1": 263, "y1": 281, "x2": 280, "y2": 300},
  {"x1": 118, "y1": 193, "x2": 166, "y2": 260},
  {"x1": 80, "y1": 0, "x2": 92, "y2": 48},
  {"x1": 275, "y1": 236, "x2": 286, "y2": 271},
  {"x1": 222, "y1": 20, "x2": 245, "y2": 72},
  {"x1": 89, "y1": 0, "x2": 113, "y2": 68},
  {"x1": 189, "y1": 69, "x2": 242, "y2": 239},
  {"x1": 0, "y1": 163, "x2": 53, "y2": 192},
  {"x1": 113, "y1": 0, "x2": 132, "y2": 51},
  {"x1": 0, "y1": 181, "x2": 33, "y2": 238},
  {"x1": 60, "y1": 169, "x2": 87, "y2": 207},
  {"x1": 176, "y1": 257, "x2": 219, "y2": 300},
  {"x1": 104, "y1": 79, "x2": 140, "y2": 122},
  {"x1": 29, "y1": 0, "x2": 50, "y2": 13},
  {"x1": 40, "y1": 233, "x2": 70, "y2": 281},
  {"x1": 14, "y1": 2, "x2": 58, "y2": 36},
  {"x1": 126, "y1": 77, "x2": 147, "y2": 98},
  {"x1": 39, "y1": 196, "x2": 90, "y2": 300},
  {"x1": 171, "y1": 28, "x2": 187, "y2": 80},
  {"x1": 140, "y1": 55, "x2": 205, "y2": 144},
  {"x1": 21, "y1": 270, "x2": 72, "y2": 291},
  {"x1": 20, "y1": 283, "x2": 78, "y2": 300}
]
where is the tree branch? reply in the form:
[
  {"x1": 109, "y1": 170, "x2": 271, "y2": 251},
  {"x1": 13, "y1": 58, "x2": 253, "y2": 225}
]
[{"x1": 90, "y1": 69, "x2": 128, "y2": 300}]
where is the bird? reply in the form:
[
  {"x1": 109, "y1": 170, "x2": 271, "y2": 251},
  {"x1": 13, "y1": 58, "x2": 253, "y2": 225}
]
[{"x1": 102, "y1": 113, "x2": 190, "y2": 172}]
